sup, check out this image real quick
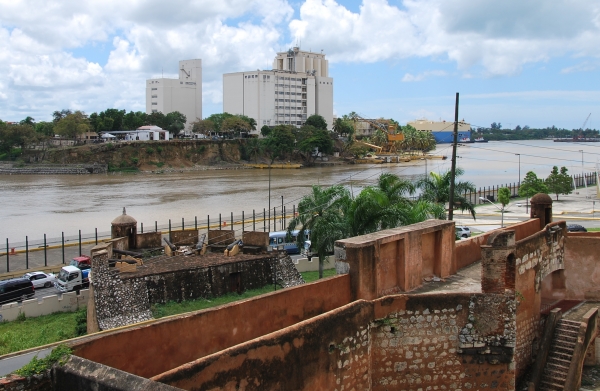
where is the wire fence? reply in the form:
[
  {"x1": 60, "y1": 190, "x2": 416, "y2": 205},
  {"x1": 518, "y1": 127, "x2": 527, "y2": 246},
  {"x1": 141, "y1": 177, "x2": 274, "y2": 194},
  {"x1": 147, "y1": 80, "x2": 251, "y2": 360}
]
[{"x1": 1, "y1": 171, "x2": 598, "y2": 274}]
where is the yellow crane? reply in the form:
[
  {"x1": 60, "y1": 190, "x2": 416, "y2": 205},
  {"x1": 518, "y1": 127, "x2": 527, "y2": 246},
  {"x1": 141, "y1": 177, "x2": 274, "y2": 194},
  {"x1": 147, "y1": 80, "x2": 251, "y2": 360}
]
[{"x1": 352, "y1": 114, "x2": 404, "y2": 154}]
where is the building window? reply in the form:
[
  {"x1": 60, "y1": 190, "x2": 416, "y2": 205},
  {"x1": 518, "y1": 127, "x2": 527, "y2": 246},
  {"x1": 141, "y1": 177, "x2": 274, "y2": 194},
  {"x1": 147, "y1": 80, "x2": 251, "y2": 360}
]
[
  {"x1": 151, "y1": 102, "x2": 157, "y2": 105},
  {"x1": 152, "y1": 109, "x2": 157, "y2": 113},
  {"x1": 152, "y1": 95, "x2": 157, "y2": 98},
  {"x1": 151, "y1": 88, "x2": 158, "y2": 90}
]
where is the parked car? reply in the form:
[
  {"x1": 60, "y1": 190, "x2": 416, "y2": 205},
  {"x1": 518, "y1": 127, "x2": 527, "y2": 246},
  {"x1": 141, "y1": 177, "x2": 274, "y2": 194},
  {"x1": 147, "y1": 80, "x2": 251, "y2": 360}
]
[
  {"x1": 456, "y1": 226, "x2": 472, "y2": 238},
  {"x1": 0, "y1": 278, "x2": 35, "y2": 304},
  {"x1": 23, "y1": 271, "x2": 56, "y2": 288},
  {"x1": 567, "y1": 224, "x2": 587, "y2": 232}
]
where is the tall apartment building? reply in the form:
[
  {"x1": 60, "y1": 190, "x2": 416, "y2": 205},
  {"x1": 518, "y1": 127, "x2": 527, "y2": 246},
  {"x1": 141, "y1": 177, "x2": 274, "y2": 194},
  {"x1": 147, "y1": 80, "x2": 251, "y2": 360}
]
[
  {"x1": 223, "y1": 48, "x2": 333, "y2": 134},
  {"x1": 146, "y1": 59, "x2": 202, "y2": 133}
]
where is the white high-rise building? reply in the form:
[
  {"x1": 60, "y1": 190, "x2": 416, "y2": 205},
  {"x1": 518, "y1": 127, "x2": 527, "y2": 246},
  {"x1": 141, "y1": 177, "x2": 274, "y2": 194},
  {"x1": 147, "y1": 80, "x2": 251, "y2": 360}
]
[
  {"x1": 223, "y1": 48, "x2": 333, "y2": 134},
  {"x1": 146, "y1": 59, "x2": 202, "y2": 133}
]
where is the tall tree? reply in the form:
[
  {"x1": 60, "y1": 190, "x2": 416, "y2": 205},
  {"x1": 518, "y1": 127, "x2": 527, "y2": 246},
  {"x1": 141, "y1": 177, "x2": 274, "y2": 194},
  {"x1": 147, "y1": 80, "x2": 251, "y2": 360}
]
[
  {"x1": 52, "y1": 109, "x2": 72, "y2": 123},
  {"x1": 546, "y1": 166, "x2": 572, "y2": 200},
  {"x1": 296, "y1": 125, "x2": 333, "y2": 164},
  {"x1": 304, "y1": 114, "x2": 328, "y2": 130},
  {"x1": 519, "y1": 171, "x2": 548, "y2": 198},
  {"x1": 0, "y1": 122, "x2": 38, "y2": 154},
  {"x1": 165, "y1": 111, "x2": 187, "y2": 138},
  {"x1": 221, "y1": 116, "x2": 251, "y2": 137},
  {"x1": 263, "y1": 125, "x2": 295, "y2": 164},
  {"x1": 260, "y1": 125, "x2": 272, "y2": 137},
  {"x1": 122, "y1": 111, "x2": 146, "y2": 130},
  {"x1": 498, "y1": 187, "x2": 511, "y2": 208},
  {"x1": 286, "y1": 185, "x2": 351, "y2": 278},
  {"x1": 54, "y1": 111, "x2": 91, "y2": 139},
  {"x1": 192, "y1": 119, "x2": 215, "y2": 135},
  {"x1": 417, "y1": 167, "x2": 477, "y2": 219},
  {"x1": 205, "y1": 113, "x2": 234, "y2": 133}
]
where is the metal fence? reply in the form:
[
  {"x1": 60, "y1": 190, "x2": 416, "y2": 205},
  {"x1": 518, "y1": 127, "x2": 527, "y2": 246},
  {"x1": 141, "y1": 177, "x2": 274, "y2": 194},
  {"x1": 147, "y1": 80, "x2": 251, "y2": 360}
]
[
  {"x1": 1, "y1": 205, "x2": 297, "y2": 274},
  {"x1": 2, "y1": 171, "x2": 598, "y2": 274}
]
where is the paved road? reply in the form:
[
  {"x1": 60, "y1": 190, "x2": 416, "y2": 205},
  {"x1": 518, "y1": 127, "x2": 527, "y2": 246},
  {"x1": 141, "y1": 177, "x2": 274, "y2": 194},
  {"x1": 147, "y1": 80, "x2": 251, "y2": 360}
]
[{"x1": 0, "y1": 347, "x2": 52, "y2": 377}]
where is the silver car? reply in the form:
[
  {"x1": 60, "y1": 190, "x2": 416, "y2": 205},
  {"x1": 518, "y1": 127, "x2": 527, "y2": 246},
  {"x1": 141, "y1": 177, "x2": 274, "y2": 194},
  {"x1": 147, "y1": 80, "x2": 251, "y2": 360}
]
[
  {"x1": 23, "y1": 271, "x2": 56, "y2": 288},
  {"x1": 456, "y1": 226, "x2": 471, "y2": 238}
]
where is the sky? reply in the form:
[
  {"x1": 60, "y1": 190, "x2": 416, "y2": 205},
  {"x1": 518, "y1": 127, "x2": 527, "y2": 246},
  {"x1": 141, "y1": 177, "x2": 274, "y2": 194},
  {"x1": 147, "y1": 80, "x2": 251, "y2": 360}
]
[{"x1": 0, "y1": 0, "x2": 599, "y2": 130}]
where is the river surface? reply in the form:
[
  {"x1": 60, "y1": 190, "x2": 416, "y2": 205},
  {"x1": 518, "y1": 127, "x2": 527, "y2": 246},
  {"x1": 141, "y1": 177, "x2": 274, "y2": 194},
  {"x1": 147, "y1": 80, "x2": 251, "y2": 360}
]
[{"x1": 1, "y1": 140, "x2": 598, "y2": 241}]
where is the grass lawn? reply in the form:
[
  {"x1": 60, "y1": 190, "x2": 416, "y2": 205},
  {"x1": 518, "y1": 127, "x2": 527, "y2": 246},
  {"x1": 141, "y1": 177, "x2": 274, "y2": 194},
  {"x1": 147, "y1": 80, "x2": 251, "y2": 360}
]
[
  {"x1": 0, "y1": 309, "x2": 84, "y2": 356},
  {"x1": 0, "y1": 269, "x2": 339, "y2": 357}
]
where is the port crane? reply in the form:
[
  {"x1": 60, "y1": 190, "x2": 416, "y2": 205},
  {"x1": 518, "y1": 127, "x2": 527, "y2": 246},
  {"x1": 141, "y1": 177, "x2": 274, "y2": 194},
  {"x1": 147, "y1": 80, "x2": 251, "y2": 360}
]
[{"x1": 352, "y1": 114, "x2": 404, "y2": 154}]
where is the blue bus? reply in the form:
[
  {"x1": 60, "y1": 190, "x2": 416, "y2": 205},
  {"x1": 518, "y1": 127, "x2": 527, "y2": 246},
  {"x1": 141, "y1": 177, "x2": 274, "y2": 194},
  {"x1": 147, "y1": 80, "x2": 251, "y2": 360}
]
[{"x1": 269, "y1": 230, "x2": 311, "y2": 254}]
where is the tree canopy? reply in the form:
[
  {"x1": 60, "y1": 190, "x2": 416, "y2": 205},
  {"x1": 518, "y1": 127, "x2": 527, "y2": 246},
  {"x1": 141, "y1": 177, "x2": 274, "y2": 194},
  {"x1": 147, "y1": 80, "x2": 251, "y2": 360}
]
[
  {"x1": 518, "y1": 171, "x2": 548, "y2": 198},
  {"x1": 54, "y1": 111, "x2": 91, "y2": 139},
  {"x1": 498, "y1": 187, "x2": 511, "y2": 208},
  {"x1": 304, "y1": 114, "x2": 328, "y2": 130},
  {"x1": 263, "y1": 125, "x2": 295, "y2": 164},
  {"x1": 0, "y1": 121, "x2": 39, "y2": 154},
  {"x1": 417, "y1": 167, "x2": 476, "y2": 219},
  {"x1": 545, "y1": 166, "x2": 572, "y2": 200},
  {"x1": 296, "y1": 125, "x2": 334, "y2": 164}
]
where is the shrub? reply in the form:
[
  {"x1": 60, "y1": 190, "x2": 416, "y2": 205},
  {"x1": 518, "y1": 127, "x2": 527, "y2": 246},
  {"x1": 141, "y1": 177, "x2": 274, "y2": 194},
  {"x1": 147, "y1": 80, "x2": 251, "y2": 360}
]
[
  {"x1": 131, "y1": 157, "x2": 139, "y2": 165},
  {"x1": 156, "y1": 146, "x2": 163, "y2": 153},
  {"x1": 15, "y1": 344, "x2": 72, "y2": 376},
  {"x1": 146, "y1": 147, "x2": 155, "y2": 155},
  {"x1": 74, "y1": 308, "x2": 87, "y2": 337}
]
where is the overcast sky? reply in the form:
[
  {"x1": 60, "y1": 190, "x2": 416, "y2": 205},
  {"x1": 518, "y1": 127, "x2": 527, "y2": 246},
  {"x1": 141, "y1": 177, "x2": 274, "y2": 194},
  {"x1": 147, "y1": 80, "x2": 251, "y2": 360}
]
[{"x1": 1, "y1": 0, "x2": 599, "y2": 129}]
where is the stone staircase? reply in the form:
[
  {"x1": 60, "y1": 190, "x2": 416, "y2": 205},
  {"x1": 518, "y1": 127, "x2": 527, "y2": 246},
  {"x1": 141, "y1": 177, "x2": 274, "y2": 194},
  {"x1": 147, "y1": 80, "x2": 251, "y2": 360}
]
[{"x1": 539, "y1": 319, "x2": 581, "y2": 390}]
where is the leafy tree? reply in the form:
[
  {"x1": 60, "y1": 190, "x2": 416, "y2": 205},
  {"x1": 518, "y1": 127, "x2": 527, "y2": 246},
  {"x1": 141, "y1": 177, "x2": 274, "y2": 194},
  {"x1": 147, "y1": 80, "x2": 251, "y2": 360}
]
[
  {"x1": 304, "y1": 114, "x2": 327, "y2": 130},
  {"x1": 498, "y1": 187, "x2": 511, "y2": 208},
  {"x1": 52, "y1": 109, "x2": 72, "y2": 123},
  {"x1": 244, "y1": 138, "x2": 263, "y2": 163},
  {"x1": 260, "y1": 125, "x2": 272, "y2": 137},
  {"x1": 20, "y1": 116, "x2": 35, "y2": 126},
  {"x1": 296, "y1": 125, "x2": 333, "y2": 164},
  {"x1": 0, "y1": 122, "x2": 38, "y2": 154},
  {"x1": 34, "y1": 122, "x2": 54, "y2": 137},
  {"x1": 192, "y1": 119, "x2": 215, "y2": 135},
  {"x1": 145, "y1": 111, "x2": 167, "y2": 129},
  {"x1": 518, "y1": 171, "x2": 549, "y2": 198},
  {"x1": 236, "y1": 115, "x2": 257, "y2": 131},
  {"x1": 122, "y1": 111, "x2": 146, "y2": 130},
  {"x1": 263, "y1": 125, "x2": 295, "y2": 164},
  {"x1": 417, "y1": 167, "x2": 476, "y2": 219},
  {"x1": 332, "y1": 118, "x2": 353, "y2": 137},
  {"x1": 286, "y1": 185, "x2": 351, "y2": 278},
  {"x1": 490, "y1": 122, "x2": 502, "y2": 130},
  {"x1": 221, "y1": 116, "x2": 251, "y2": 137},
  {"x1": 54, "y1": 111, "x2": 91, "y2": 139},
  {"x1": 546, "y1": 166, "x2": 572, "y2": 200},
  {"x1": 165, "y1": 111, "x2": 187, "y2": 138},
  {"x1": 205, "y1": 113, "x2": 234, "y2": 133}
]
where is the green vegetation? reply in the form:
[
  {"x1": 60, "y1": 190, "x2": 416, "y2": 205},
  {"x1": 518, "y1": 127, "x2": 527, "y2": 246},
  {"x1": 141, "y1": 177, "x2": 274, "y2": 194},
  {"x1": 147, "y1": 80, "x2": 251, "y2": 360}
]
[
  {"x1": 417, "y1": 167, "x2": 476, "y2": 219},
  {"x1": 546, "y1": 166, "x2": 572, "y2": 200},
  {"x1": 301, "y1": 269, "x2": 337, "y2": 282},
  {"x1": 519, "y1": 171, "x2": 549, "y2": 198},
  {"x1": 149, "y1": 161, "x2": 165, "y2": 168},
  {"x1": 0, "y1": 309, "x2": 85, "y2": 355},
  {"x1": 146, "y1": 147, "x2": 155, "y2": 154},
  {"x1": 107, "y1": 162, "x2": 139, "y2": 173},
  {"x1": 14, "y1": 345, "x2": 72, "y2": 377},
  {"x1": 288, "y1": 173, "x2": 447, "y2": 278},
  {"x1": 498, "y1": 187, "x2": 511, "y2": 208},
  {"x1": 474, "y1": 123, "x2": 599, "y2": 141}
]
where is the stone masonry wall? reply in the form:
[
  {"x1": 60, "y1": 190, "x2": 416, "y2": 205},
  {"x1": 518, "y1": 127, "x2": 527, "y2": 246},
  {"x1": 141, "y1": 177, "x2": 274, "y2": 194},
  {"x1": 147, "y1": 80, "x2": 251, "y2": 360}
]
[
  {"x1": 91, "y1": 250, "x2": 153, "y2": 330},
  {"x1": 371, "y1": 294, "x2": 516, "y2": 391},
  {"x1": 125, "y1": 257, "x2": 275, "y2": 304}
]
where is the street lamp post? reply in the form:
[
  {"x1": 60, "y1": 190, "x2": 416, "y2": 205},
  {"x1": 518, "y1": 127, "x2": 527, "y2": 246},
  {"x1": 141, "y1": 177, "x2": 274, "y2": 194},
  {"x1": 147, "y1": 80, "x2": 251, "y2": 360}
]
[
  {"x1": 515, "y1": 153, "x2": 521, "y2": 187},
  {"x1": 480, "y1": 197, "x2": 506, "y2": 228},
  {"x1": 579, "y1": 150, "x2": 584, "y2": 188},
  {"x1": 420, "y1": 157, "x2": 428, "y2": 178}
]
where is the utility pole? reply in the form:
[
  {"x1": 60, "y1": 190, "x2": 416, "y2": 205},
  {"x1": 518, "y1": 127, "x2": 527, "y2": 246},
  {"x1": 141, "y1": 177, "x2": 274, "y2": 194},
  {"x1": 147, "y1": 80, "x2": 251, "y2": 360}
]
[{"x1": 448, "y1": 93, "x2": 459, "y2": 221}]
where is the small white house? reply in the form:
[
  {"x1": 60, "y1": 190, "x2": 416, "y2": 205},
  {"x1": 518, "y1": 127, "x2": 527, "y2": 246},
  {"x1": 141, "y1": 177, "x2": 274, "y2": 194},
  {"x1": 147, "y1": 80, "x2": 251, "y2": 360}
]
[{"x1": 124, "y1": 126, "x2": 170, "y2": 141}]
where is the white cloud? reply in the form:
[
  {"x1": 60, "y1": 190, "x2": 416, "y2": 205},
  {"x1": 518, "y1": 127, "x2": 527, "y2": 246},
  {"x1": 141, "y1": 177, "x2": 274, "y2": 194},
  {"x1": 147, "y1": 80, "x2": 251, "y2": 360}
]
[
  {"x1": 289, "y1": 0, "x2": 600, "y2": 76},
  {"x1": 0, "y1": 0, "x2": 293, "y2": 121},
  {"x1": 402, "y1": 70, "x2": 447, "y2": 82}
]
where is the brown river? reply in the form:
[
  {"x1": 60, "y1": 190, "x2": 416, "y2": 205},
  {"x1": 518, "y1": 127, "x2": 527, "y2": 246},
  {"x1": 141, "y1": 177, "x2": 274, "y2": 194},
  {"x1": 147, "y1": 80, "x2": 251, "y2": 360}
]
[{"x1": 1, "y1": 141, "x2": 598, "y2": 241}]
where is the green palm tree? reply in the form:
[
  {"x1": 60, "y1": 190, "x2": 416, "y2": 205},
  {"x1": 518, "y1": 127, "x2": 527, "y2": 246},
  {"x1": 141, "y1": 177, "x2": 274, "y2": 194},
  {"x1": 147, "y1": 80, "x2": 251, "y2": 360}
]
[
  {"x1": 245, "y1": 138, "x2": 263, "y2": 163},
  {"x1": 286, "y1": 185, "x2": 351, "y2": 278},
  {"x1": 417, "y1": 168, "x2": 476, "y2": 219}
]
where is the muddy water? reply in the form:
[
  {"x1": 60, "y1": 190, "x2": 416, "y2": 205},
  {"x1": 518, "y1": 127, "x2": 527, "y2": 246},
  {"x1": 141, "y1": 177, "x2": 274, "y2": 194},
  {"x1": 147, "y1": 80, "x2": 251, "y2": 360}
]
[{"x1": 1, "y1": 140, "x2": 597, "y2": 241}]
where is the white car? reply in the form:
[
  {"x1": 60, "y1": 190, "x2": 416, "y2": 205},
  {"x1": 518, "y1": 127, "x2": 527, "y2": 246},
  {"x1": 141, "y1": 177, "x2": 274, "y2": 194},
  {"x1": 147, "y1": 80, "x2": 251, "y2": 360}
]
[
  {"x1": 23, "y1": 271, "x2": 56, "y2": 288},
  {"x1": 456, "y1": 226, "x2": 472, "y2": 238}
]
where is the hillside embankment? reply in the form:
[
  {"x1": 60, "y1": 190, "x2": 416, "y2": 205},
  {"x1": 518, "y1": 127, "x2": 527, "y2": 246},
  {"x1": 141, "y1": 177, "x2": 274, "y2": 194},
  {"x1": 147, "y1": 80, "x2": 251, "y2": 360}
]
[{"x1": 16, "y1": 140, "x2": 326, "y2": 172}]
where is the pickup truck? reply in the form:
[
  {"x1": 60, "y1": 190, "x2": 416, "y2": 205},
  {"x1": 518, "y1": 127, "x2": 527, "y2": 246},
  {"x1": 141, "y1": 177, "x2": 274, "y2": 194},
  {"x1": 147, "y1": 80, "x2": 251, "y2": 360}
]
[
  {"x1": 54, "y1": 265, "x2": 90, "y2": 292},
  {"x1": 69, "y1": 256, "x2": 91, "y2": 269}
]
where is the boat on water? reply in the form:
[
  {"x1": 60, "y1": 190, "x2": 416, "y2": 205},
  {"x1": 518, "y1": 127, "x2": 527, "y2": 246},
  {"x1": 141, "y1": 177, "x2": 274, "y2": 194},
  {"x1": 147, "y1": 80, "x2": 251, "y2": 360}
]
[
  {"x1": 473, "y1": 137, "x2": 488, "y2": 143},
  {"x1": 459, "y1": 136, "x2": 474, "y2": 143}
]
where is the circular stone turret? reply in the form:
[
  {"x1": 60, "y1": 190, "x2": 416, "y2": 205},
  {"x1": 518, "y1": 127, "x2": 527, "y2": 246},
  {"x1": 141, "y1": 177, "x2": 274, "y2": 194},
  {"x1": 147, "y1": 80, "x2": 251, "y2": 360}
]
[
  {"x1": 530, "y1": 193, "x2": 553, "y2": 205},
  {"x1": 111, "y1": 208, "x2": 137, "y2": 249},
  {"x1": 530, "y1": 193, "x2": 553, "y2": 229},
  {"x1": 112, "y1": 207, "x2": 137, "y2": 226}
]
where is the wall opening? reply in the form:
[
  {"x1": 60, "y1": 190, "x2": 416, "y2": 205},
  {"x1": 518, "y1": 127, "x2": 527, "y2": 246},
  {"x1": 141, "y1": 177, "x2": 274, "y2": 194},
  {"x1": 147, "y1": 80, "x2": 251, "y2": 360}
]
[{"x1": 505, "y1": 253, "x2": 516, "y2": 291}]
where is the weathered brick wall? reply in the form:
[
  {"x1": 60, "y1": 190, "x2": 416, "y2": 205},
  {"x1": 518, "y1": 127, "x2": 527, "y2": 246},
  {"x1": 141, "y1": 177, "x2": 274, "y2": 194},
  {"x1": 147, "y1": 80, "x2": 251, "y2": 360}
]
[
  {"x1": 135, "y1": 232, "x2": 161, "y2": 249},
  {"x1": 126, "y1": 257, "x2": 275, "y2": 304},
  {"x1": 91, "y1": 250, "x2": 153, "y2": 330},
  {"x1": 153, "y1": 301, "x2": 373, "y2": 391},
  {"x1": 170, "y1": 229, "x2": 199, "y2": 246},
  {"x1": 371, "y1": 294, "x2": 516, "y2": 391},
  {"x1": 0, "y1": 374, "x2": 51, "y2": 391}
]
